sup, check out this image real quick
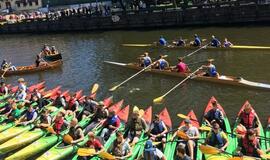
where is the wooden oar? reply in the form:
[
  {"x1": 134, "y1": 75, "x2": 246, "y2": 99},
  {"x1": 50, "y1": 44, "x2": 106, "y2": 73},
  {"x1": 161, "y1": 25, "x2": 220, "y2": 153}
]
[
  {"x1": 177, "y1": 113, "x2": 199, "y2": 122},
  {"x1": 91, "y1": 83, "x2": 99, "y2": 94},
  {"x1": 98, "y1": 151, "x2": 115, "y2": 160},
  {"x1": 182, "y1": 43, "x2": 210, "y2": 59},
  {"x1": 109, "y1": 55, "x2": 168, "y2": 92},
  {"x1": 153, "y1": 67, "x2": 202, "y2": 104},
  {"x1": 199, "y1": 145, "x2": 231, "y2": 155}
]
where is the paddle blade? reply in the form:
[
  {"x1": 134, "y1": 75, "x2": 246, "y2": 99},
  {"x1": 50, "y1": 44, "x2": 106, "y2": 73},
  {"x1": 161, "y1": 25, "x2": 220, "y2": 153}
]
[
  {"x1": 46, "y1": 127, "x2": 56, "y2": 134},
  {"x1": 133, "y1": 106, "x2": 139, "y2": 113},
  {"x1": 153, "y1": 141, "x2": 162, "y2": 146},
  {"x1": 109, "y1": 86, "x2": 118, "y2": 92},
  {"x1": 177, "y1": 114, "x2": 190, "y2": 119},
  {"x1": 91, "y1": 83, "x2": 99, "y2": 94},
  {"x1": 117, "y1": 105, "x2": 130, "y2": 123},
  {"x1": 228, "y1": 157, "x2": 243, "y2": 160},
  {"x1": 159, "y1": 107, "x2": 172, "y2": 128},
  {"x1": 139, "y1": 109, "x2": 145, "y2": 118},
  {"x1": 63, "y1": 134, "x2": 73, "y2": 144},
  {"x1": 98, "y1": 151, "x2": 115, "y2": 160},
  {"x1": 153, "y1": 96, "x2": 164, "y2": 104},
  {"x1": 199, "y1": 145, "x2": 220, "y2": 155},
  {"x1": 77, "y1": 148, "x2": 96, "y2": 157},
  {"x1": 177, "y1": 131, "x2": 189, "y2": 140},
  {"x1": 199, "y1": 126, "x2": 212, "y2": 131},
  {"x1": 261, "y1": 154, "x2": 270, "y2": 159},
  {"x1": 143, "y1": 106, "x2": 152, "y2": 124}
]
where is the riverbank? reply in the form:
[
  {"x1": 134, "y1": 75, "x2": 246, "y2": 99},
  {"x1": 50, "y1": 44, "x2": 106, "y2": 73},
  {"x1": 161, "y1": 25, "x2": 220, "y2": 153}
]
[{"x1": 1, "y1": 3, "x2": 270, "y2": 34}]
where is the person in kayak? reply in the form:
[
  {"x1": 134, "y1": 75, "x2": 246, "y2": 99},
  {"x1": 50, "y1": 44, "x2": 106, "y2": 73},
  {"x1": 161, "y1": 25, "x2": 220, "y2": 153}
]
[
  {"x1": 125, "y1": 109, "x2": 148, "y2": 145},
  {"x1": 31, "y1": 88, "x2": 42, "y2": 99},
  {"x1": 174, "y1": 37, "x2": 186, "y2": 47},
  {"x1": 65, "y1": 94, "x2": 79, "y2": 117},
  {"x1": 210, "y1": 35, "x2": 221, "y2": 47},
  {"x1": 17, "y1": 105, "x2": 38, "y2": 126},
  {"x1": 155, "y1": 55, "x2": 169, "y2": 70},
  {"x1": 100, "y1": 111, "x2": 121, "y2": 141},
  {"x1": 172, "y1": 119, "x2": 200, "y2": 160},
  {"x1": 204, "y1": 99, "x2": 226, "y2": 131},
  {"x1": 81, "y1": 96, "x2": 99, "y2": 119},
  {"x1": 223, "y1": 38, "x2": 233, "y2": 48},
  {"x1": 4, "y1": 103, "x2": 21, "y2": 123},
  {"x1": 79, "y1": 132, "x2": 105, "y2": 160},
  {"x1": 31, "y1": 95, "x2": 48, "y2": 110},
  {"x1": 15, "y1": 88, "x2": 27, "y2": 103},
  {"x1": 236, "y1": 129, "x2": 262, "y2": 158},
  {"x1": 191, "y1": 34, "x2": 201, "y2": 47},
  {"x1": 108, "y1": 131, "x2": 132, "y2": 159},
  {"x1": 176, "y1": 145, "x2": 192, "y2": 160},
  {"x1": 236, "y1": 103, "x2": 259, "y2": 135},
  {"x1": 199, "y1": 59, "x2": 219, "y2": 77},
  {"x1": 139, "y1": 140, "x2": 166, "y2": 160},
  {"x1": 51, "y1": 111, "x2": 68, "y2": 134},
  {"x1": 40, "y1": 44, "x2": 51, "y2": 56},
  {"x1": 159, "y1": 36, "x2": 167, "y2": 46},
  {"x1": 205, "y1": 121, "x2": 229, "y2": 151},
  {"x1": 0, "y1": 98, "x2": 14, "y2": 115},
  {"x1": 53, "y1": 91, "x2": 67, "y2": 108},
  {"x1": 173, "y1": 57, "x2": 190, "y2": 73},
  {"x1": 0, "y1": 82, "x2": 8, "y2": 96},
  {"x1": 17, "y1": 78, "x2": 27, "y2": 92},
  {"x1": 64, "y1": 118, "x2": 84, "y2": 145},
  {"x1": 36, "y1": 109, "x2": 52, "y2": 129},
  {"x1": 149, "y1": 114, "x2": 168, "y2": 149},
  {"x1": 84, "y1": 101, "x2": 109, "y2": 134},
  {"x1": 139, "y1": 52, "x2": 152, "y2": 67}
]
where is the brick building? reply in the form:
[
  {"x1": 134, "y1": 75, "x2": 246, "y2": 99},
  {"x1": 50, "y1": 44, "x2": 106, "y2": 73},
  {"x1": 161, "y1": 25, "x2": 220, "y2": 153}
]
[{"x1": 0, "y1": 0, "x2": 42, "y2": 12}]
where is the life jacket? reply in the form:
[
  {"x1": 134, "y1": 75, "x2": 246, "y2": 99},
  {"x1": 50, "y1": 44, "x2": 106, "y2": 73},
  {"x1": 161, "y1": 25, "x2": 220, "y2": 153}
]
[
  {"x1": 208, "y1": 130, "x2": 225, "y2": 148},
  {"x1": 26, "y1": 110, "x2": 36, "y2": 121},
  {"x1": 211, "y1": 38, "x2": 221, "y2": 47},
  {"x1": 242, "y1": 136, "x2": 258, "y2": 156},
  {"x1": 107, "y1": 115, "x2": 119, "y2": 126},
  {"x1": 207, "y1": 64, "x2": 217, "y2": 77},
  {"x1": 68, "y1": 98, "x2": 77, "y2": 111},
  {"x1": 112, "y1": 140, "x2": 125, "y2": 157},
  {"x1": 68, "y1": 125, "x2": 82, "y2": 140},
  {"x1": 151, "y1": 121, "x2": 165, "y2": 135},
  {"x1": 158, "y1": 59, "x2": 167, "y2": 69},
  {"x1": 194, "y1": 37, "x2": 201, "y2": 46},
  {"x1": 55, "y1": 96, "x2": 65, "y2": 107},
  {"x1": 143, "y1": 57, "x2": 151, "y2": 67},
  {"x1": 53, "y1": 118, "x2": 64, "y2": 134},
  {"x1": 240, "y1": 111, "x2": 255, "y2": 129}
]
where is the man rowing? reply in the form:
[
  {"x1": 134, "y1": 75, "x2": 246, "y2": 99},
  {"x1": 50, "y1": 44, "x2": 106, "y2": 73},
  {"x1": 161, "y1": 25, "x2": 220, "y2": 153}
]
[
  {"x1": 205, "y1": 121, "x2": 229, "y2": 152},
  {"x1": 173, "y1": 57, "x2": 190, "y2": 73},
  {"x1": 50, "y1": 111, "x2": 68, "y2": 134},
  {"x1": 125, "y1": 109, "x2": 148, "y2": 145},
  {"x1": 51, "y1": 46, "x2": 59, "y2": 55},
  {"x1": 108, "y1": 131, "x2": 132, "y2": 159},
  {"x1": 40, "y1": 44, "x2": 51, "y2": 56},
  {"x1": 159, "y1": 36, "x2": 167, "y2": 46},
  {"x1": 139, "y1": 52, "x2": 152, "y2": 67},
  {"x1": 210, "y1": 35, "x2": 221, "y2": 47},
  {"x1": 140, "y1": 140, "x2": 167, "y2": 160},
  {"x1": 203, "y1": 99, "x2": 226, "y2": 131},
  {"x1": 191, "y1": 34, "x2": 201, "y2": 47},
  {"x1": 35, "y1": 109, "x2": 52, "y2": 129},
  {"x1": 149, "y1": 114, "x2": 168, "y2": 149},
  {"x1": 100, "y1": 110, "x2": 121, "y2": 141},
  {"x1": 1, "y1": 60, "x2": 16, "y2": 71},
  {"x1": 199, "y1": 59, "x2": 219, "y2": 77},
  {"x1": 156, "y1": 55, "x2": 169, "y2": 70},
  {"x1": 172, "y1": 119, "x2": 200, "y2": 160},
  {"x1": 53, "y1": 91, "x2": 67, "y2": 108},
  {"x1": 223, "y1": 38, "x2": 233, "y2": 48},
  {"x1": 173, "y1": 37, "x2": 186, "y2": 46}
]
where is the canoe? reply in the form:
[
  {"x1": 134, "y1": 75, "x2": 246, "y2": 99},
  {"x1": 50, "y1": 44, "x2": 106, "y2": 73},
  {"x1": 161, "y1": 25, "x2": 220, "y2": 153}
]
[
  {"x1": 104, "y1": 61, "x2": 270, "y2": 90},
  {"x1": 0, "y1": 60, "x2": 62, "y2": 76},
  {"x1": 201, "y1": 96, "x2": 233, "y2": 160},
  {"x1": 266, "y1": 117, "x2": 270, "y2": 149},
  {"x1": 232, "y1": 101, "x2": 267, "y2": 155},
  {"x1": 121, "y1": 43, "x2": 270, "y2": 50},
  {"x1": 44, "y1": 53, "x2": 62, "y2": 62}
]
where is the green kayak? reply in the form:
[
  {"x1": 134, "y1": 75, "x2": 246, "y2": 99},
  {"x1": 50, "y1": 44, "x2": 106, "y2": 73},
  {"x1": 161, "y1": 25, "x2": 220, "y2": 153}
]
[
  {"x1": 202, "y1": 97, "x2": 233, "y2": 160},
  {"x1": 266, "y1": 117, "x2": 270, "y2": 150},
  {"x1": 127, "y1": 132, "x2": 147, "y2": 160}
]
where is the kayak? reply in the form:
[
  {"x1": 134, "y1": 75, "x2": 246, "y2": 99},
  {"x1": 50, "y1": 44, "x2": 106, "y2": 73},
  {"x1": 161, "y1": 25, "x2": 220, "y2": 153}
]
[
  {"x1": 36, "y1": 99, "x2": 121, "y2": 160},
  {"x1": 201, "y1": 96, "x2": 233, "y2": 160},
  {"x1": 0, "y1": 106, "x2": 61, "y2": 154},
  {"x1": 168, "y1": 110, "x2": 201, "y2": 160},
  {"x1": 6, "y1": 97, "x2": 113, "y2": 160},
  {"x1": 232, "y1": 101, "x2": 267, "y2": 155},
  {"x1": 266, "y1": 117, "x2": 270, "y2": 149}
]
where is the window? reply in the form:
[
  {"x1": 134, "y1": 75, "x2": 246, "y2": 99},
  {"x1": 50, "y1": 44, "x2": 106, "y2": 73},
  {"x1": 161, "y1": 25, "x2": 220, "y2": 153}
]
[
  {"x1": 35, "y1": 1, "x2": 39, "y2": 5},
  {"x1": 29, "y1": 1, "x2": 32, "y2": 6},
  {"x1": 16, "y1": 3, "x2": 21, "y2": 7}
]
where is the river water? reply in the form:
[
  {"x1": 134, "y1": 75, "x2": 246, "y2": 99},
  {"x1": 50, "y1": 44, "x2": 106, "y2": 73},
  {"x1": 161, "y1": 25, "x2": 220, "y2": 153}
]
[{"x1": 0, "y1": 26, "x2": 270, "y2": 128}]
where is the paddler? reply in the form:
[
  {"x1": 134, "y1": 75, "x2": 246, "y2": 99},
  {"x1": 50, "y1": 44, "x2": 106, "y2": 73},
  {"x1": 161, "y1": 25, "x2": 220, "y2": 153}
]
[
  {"x1": 203, "y1": 99, "x2": 226, "y2": 131},
  {"x1": 51, "y1": 46, "x2": 59, "y2": 55},
  {"x1": 191, "y1": 34, "x2": 201, "y2": 47},
  {"x1": 15, "y1": 88, "x2": 27, "y2": 103},
  {"x1": 4, "y1": 102, "x2": 21, "y2": 123},
  {"x1": 0, "y1": 99, "x2": 15, "y2": 115},
  {"x1": 176, "y1": 145, "x2": 192, "y2": 160},
  {"x1": 149, "y1": 114, "x2": 168, "y2": 149},
  {"x1": 155, "y1": 55, "x2": 169, "y2": 70},
  {"x1": 199, "y1": 59, "x2": 219, "y2": 77},
  {"x1": 108, "y1": 131, "x2": 132, "y2": 159},
  {"x1": 53, "y1": 91, "x2": 67, "y2": 108},
  {"x1": 65, "y1": 94, "x2": 80, "y2": 117},
  {"x1": 236, "y1": 103, "x2": 259, "y2": 135},
  {"x1": 159, "y1": 36, "x2": 167, "y2": 46},
  {"x1": 1, "y1": 59, "x2": 9, "y2": 70},
  {"x1": 210, "y1": 35, "x2": 221, "y2": 47},
  {"x1": 84, "y1": 101, "x2": 109, "y2": 134},
  {"x1": 17, "y1": 78, "x2": 27, "y2": 92},
  {"x1": 100, "y1": 110, "x2": 121, "y2": 141},
  {"x1": 35, "y1": 55, "x2": 47, "y2": 67},
  {"x1": 173, "y1": 57, "x2": 190, "y2": 73},
  {"x1": 17, "y1": 105, "x2": 38, "y2": 126},
  {"x1": 223, "y1": 38, "x2": 233, "y2": 48},
  {"x1": 81, "y1": 96, "x2": 98, "y2": 119},
  {"x1": 35, "y1": 109, "x2": 52, "y2": 129},
  {"x1": 51, "y1": 111, "x2": 67, "y2": 134},
  {"x1": 140, "y1": 140, "x2": 166, "y2": 160},
  {"x1": 31, "y1": 88, "x2": 42, "y2": 99},
  {"x1": 125, "y1": 109, "x2": 148, "y2": 145},
  {"x1": 236, "y1": 129, "x2": 262, "y2": 158},
  {"x1": 172, "y1": 119, "x2": 200, "y2": 160},
  {"x1": 0, "y1": 82, "x2": 8, "y2": 96},
  {"x1": 40, "y1": 44, "x2": 51, "y2": 56},
  {"x1": 174, "y1": 37, "x2": 186, "y2": 46},
  {"x1": 139, "y1": 52, "x2": 152, "y2": 67},
  {"x1": 205, "y1": 121, "x2": 229, "y2": 151},
  {"x1": 64, "y1": 118, "x2": 84, "y2": 145},
  {"x1": 79, "y1": 132, "x2": 105, "y2": 160}
]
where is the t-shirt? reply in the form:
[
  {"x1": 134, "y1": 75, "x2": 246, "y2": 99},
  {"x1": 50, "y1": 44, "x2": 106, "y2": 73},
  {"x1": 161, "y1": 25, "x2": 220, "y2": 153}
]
[
  {"x1": 179, "y1": 126, "x2": 199, "y2": 138},
  {"x1": 86, "y1": 139, "x2": 102, "y2": 151},
  {"x1": 177, "y1": 62, "x2": 187, "y2": 73},
  {"x1": 11, "y1": 109, "x2": 20, "y2": 119},
  {"x1": 18, "y1": 83, "x2": 27, "y2": 92}
]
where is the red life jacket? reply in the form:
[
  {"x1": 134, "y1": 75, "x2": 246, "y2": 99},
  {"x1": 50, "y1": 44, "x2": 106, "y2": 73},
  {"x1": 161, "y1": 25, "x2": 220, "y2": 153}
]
[
  {"x1": 242, "y1": 136, "x2": 258, "y2": 156},
  {"x1": 68, "y1": 98, "x2": 77, "y2": 110},
  {"x1": 53, "y1": 118, "x2": 64, "y2": 134},
  {"x1": 0, "y1": 86, "x2": 6, "y2": 94},
  {"x1": 240, "y1": 111, "x2": 255, "y2": 129}
]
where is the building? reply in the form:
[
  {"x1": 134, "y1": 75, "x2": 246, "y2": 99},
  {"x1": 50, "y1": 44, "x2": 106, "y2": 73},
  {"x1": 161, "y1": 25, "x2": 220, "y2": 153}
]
[{"x1": 0, "y1": 0, "x2": 42, "y2": 12}]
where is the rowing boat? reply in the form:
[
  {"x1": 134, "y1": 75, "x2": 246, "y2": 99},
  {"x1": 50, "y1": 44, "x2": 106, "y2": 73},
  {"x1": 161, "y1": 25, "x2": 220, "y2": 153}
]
[
  {"x1": 201, "y1": 97, "x2": 233, "y2": 160},
  {"x1": 104, "y1": 61, "x2": 270, "y2": 90},
  {"x1": 44, "y1": 53, "x2": 62, "y2": 62},
  {"x1": 122, "y1": 43, "x2": 270, "y2": 50},
  {"x1": 0, "y1": 60, "x2": 62, "y2": 76}
]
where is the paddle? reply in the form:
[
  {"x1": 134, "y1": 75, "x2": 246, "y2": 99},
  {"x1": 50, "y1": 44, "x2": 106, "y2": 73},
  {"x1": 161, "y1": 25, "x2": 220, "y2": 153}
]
[
  {"x1": 153, "y1": 66, "x2": 202, "y2": 104},
  {"x1": 109, "y1": 55, "x2": 168, "y2": 92},
  {"x1": 91, "y1": 83, "x2": 99, "y2": 94},
  {"x1": 182, "y1": 43, "x2": 210, "y2": 59},
  {"x1": 177, "y1": 113, "x2": 199, "y2": 122},
  {"x1": 199, "y1": 145, "x2": 230, "y2": 155},
  {"x1": 187, "y1": 59, "x2": 212, "y2": 66},
  {"x1": 77, "y1": 148, "x2": 96, "y2": 157},
  {"x1": 1, "y1": 64, "x2": 12, "y2": 79}
]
